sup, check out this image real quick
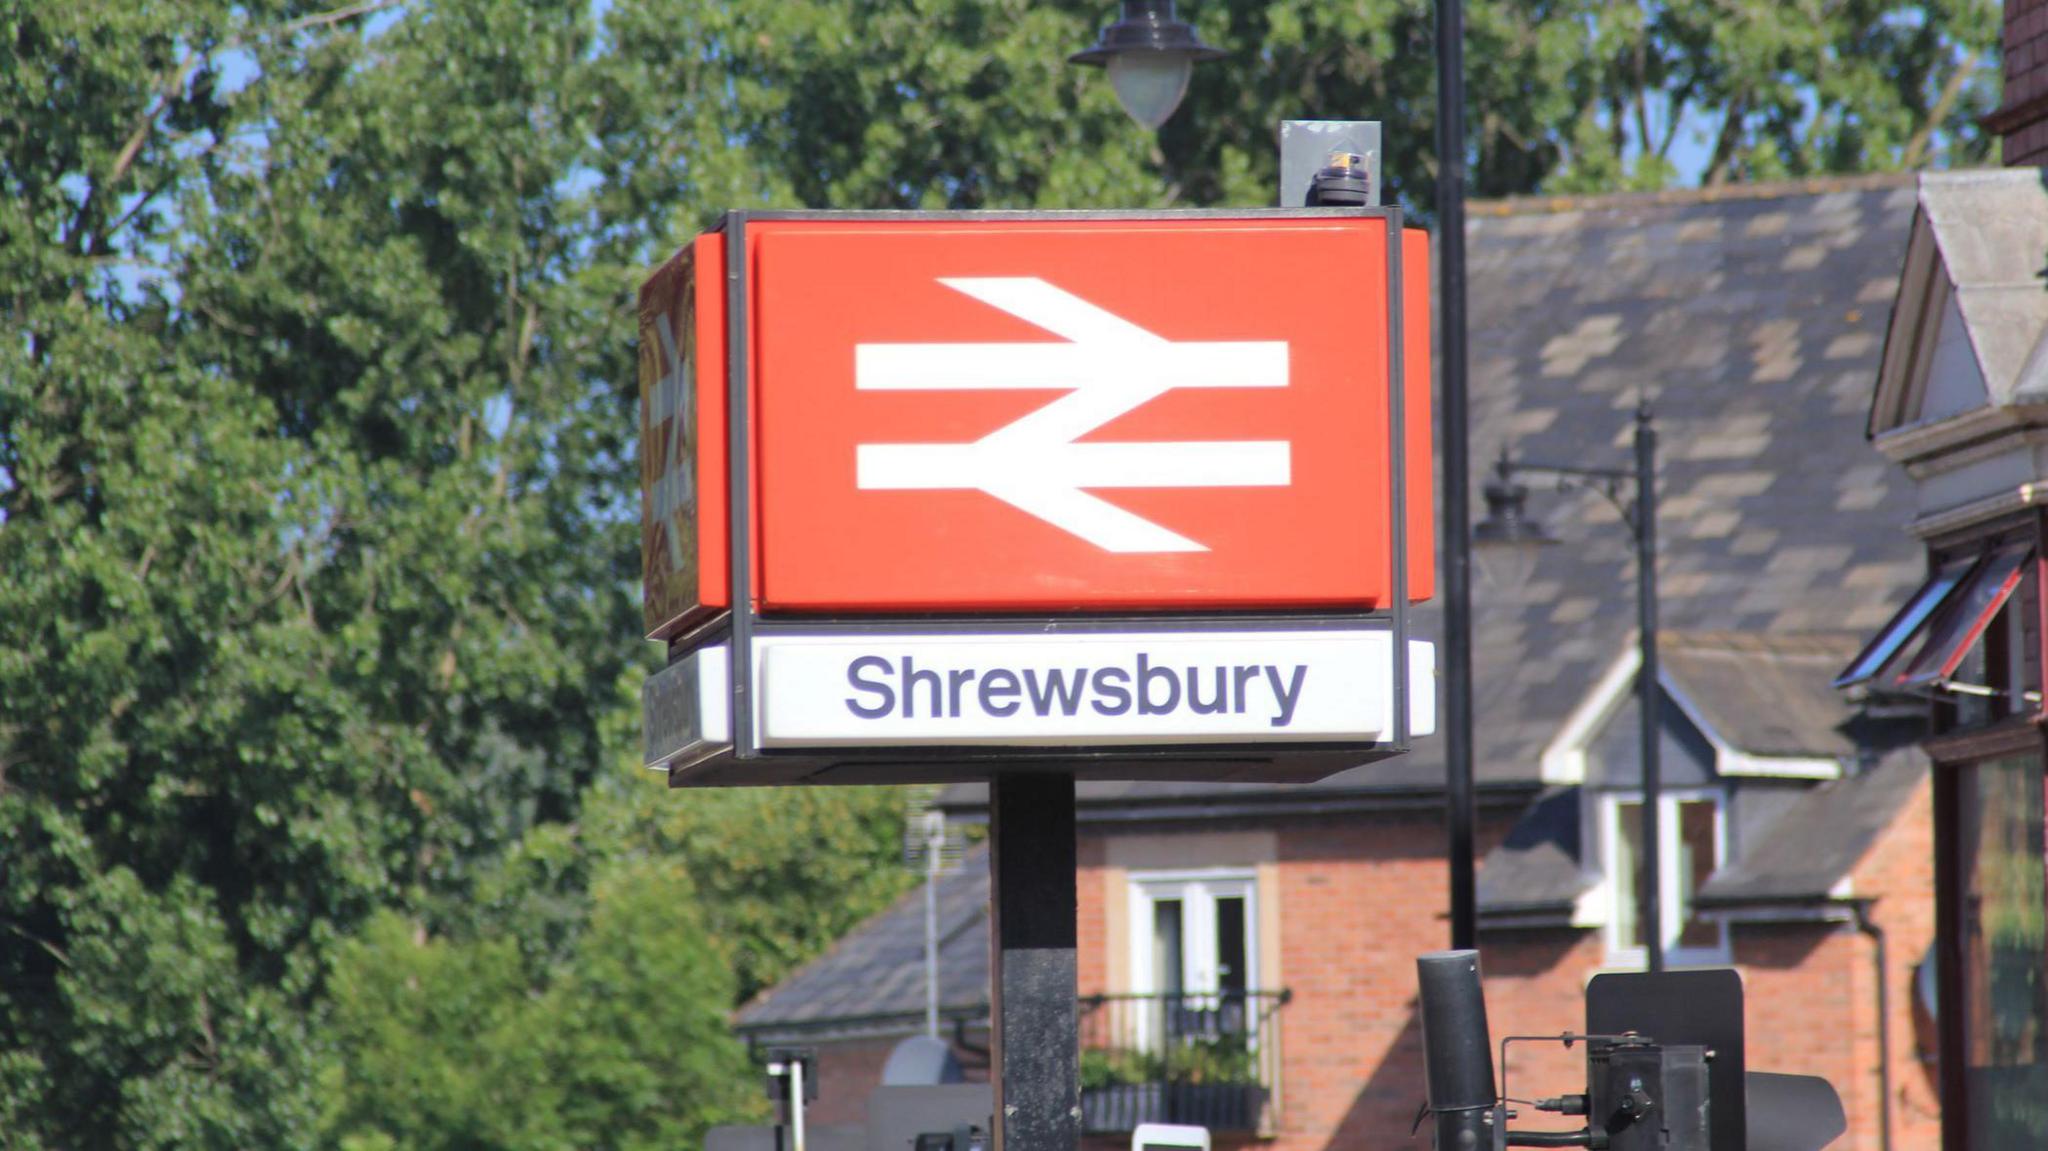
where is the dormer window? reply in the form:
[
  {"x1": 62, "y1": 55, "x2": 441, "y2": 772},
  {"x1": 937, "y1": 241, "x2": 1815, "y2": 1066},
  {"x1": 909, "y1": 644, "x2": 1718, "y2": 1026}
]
[
  {"x1": 1571, "y1": 665, "x2": 1735, "y2": 969},
  {"x1": 1528, "y1": 634, "x2": 1868, "y2": 969},
  {"x1": 1601, "y1": 789, "x2": 1729, "y2": 968}
]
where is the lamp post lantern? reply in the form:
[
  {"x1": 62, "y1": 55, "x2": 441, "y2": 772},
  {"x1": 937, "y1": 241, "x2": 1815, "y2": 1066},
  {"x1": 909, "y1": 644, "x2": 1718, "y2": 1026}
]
[
  {"x1": 1474, "y1": 402, "x2": 1665, "y2": 973},
  {"x1": 1471, "y1": 450, "x2": 1556, "y2": 590},
  {"x1": 1069, "y1": 0, "x2": 1226, "y2": 130}
]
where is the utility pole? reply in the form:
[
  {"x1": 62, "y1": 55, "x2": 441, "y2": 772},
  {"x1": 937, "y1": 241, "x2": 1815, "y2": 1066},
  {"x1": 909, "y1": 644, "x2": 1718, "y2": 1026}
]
[
  {"x1": 1436, "y1": 0, "x2": 1478, "y2": 952},
  {"x1": 1633, "y1": 404, "x2": 1663, "y2": 974},
  {"x1": 1471, "y1": 405, "x2": 1664, "y2": 970}
]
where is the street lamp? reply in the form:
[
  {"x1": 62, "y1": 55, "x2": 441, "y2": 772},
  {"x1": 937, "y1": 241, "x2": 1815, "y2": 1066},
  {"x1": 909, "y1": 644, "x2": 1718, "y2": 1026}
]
[
  {"x1": 1472, "y1": 402, "x2": 1667, "y2": 972},
  {"x1": 1471, "y1": 447, "x2": 1558, "y2": 588},
  {"x1": 1069, "y1": 1, "x2": 1226, "y2": 130}
]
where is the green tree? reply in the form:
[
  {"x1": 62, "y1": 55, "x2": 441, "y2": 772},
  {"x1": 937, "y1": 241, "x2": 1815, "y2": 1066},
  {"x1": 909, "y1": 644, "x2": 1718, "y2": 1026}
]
[
  {"x1": 320, "y1": 859, "x2": 758, "y2": 1151},
  {"x1": 2, "y1": 1, "x2": 648, "y2": 1142},
  {"x1": 583, "y1": 779, "x2": 922, "y2": 1003},
  {"x1": 313, "y1": 761, "x2": 918, "y2": 1149},
  {"x1": 591, "y1": 0, "x2": 1997, "y2": 219},
  {"x1": 0, "y1": 0, "x2": 2000, "y2": 1146}
]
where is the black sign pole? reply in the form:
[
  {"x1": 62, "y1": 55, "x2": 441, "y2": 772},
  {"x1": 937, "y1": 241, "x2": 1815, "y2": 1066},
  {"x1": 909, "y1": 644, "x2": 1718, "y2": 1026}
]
[
  {"x1": 987, "y1": 772, "x2": 1080, "y2": 1151},
  {"x1": 680, "y1": 209, "x2": 1421, "y2": 1150}
]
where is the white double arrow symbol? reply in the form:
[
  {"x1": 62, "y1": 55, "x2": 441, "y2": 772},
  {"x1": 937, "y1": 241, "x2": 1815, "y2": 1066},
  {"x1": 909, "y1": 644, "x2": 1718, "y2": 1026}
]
[{"x1": 854, "y1": 278, "x2": 1290, "y2": 553}]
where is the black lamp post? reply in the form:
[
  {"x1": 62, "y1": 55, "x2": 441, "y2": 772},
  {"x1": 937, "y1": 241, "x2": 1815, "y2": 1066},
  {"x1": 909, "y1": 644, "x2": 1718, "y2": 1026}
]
[
  {"x1": 1434, "y1": 0, "x2": 1479, "y2": 961},
  {"x1": 1069, "y1": 0, "x2": 1226, "y2": 130},
  {"x1": 1071, "y1": 0, "x2": 1486, "y2": 971},
  {"x1": 1473, "y1": 402, "x2": 1665, "y2": 973},
  {"x1": 1066, "y1": 0, "x2": 1493, "y2": 1018}
]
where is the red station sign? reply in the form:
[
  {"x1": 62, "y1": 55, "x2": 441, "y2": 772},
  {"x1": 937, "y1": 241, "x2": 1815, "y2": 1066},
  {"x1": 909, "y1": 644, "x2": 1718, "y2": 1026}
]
[{"x1": 640, "y1": 217, "x2": 1433, "y2": 638}]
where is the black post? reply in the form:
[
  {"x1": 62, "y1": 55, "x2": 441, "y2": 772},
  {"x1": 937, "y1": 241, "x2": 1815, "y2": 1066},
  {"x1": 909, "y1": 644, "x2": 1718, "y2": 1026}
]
[
  {"x1": 1634, "y1": 404, "x2": 1662, "y2": 974},
  {"x1": 1436, "y1": 0, "x2": 1477, "y2": 953},
  {"x1": 1416, "y1": 950, "x2": 1498, "y2": 1151},
  {"x1": 988, "y1": 773, "x2": 1080, "y2": 1151}
]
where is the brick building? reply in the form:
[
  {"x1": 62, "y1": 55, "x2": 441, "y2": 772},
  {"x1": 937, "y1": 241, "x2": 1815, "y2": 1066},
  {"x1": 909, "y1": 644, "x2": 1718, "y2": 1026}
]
[
  {"x1": 734, "y1": 177, "x2": 1945, "y2": 1151},
  {"x1": 1841, "y1": 176, "x2": 2048, "y2": 1151},
  {"x1": 1992, "y1": 0, "x2": 2048, "y2": 164},
  {"x1": 1824, "y1": 7, "x2": 2048, "y2": 1147}
]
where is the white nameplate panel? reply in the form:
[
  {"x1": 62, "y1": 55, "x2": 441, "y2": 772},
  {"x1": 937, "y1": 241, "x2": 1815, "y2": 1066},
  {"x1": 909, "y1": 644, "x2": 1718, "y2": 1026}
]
[
  {"x1": 646, "y1": 630, "x2": 1433, "y2": 765},
  {"x1": 741, "y1": 630, "x2": 1433, "y2": 749}
]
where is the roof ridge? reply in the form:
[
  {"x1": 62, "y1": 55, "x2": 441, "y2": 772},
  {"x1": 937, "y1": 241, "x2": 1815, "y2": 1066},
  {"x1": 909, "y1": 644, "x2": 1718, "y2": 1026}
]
[
  {"x1": 1470, "y1": 171, "x2": 1916, "y2": 219},
  {"x1": 1917, "y1": 167, "x2": 2048, "y2": 188},
  {"x1": 1661, "y1": 628, "x2": 1865, "y2": 649}
]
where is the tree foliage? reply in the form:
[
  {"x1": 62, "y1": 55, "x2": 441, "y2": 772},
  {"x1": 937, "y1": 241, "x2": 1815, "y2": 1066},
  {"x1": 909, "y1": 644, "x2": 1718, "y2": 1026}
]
[
  {"x1": 583, "y1": 780, "x2": 923, "y2": 1003},
  {"x1": 320, "y1": 860, "x2": 758, "y2": 1151},
  {"x1": 0, "y1": 0, "x2": 1999, "y2": 1147},
  {"x1": 589, "y1": 0, "x2": 1997, "y2": 216},
  {"x1": 1, "y1": 1, "x2": 696, "y2": 1143}
]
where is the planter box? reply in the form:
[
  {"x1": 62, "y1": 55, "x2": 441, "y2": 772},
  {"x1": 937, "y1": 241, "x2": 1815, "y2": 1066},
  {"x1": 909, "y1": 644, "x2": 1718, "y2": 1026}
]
[{"x1": 1080, "y1": 1082, "x2": 1267, "y2": 1134}]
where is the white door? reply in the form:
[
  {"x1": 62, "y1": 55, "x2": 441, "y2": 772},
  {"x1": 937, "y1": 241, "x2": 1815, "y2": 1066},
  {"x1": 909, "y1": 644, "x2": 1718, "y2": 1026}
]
[{"x1": 1130, "y1": 873, "x2": 1257, "y2": 1049}]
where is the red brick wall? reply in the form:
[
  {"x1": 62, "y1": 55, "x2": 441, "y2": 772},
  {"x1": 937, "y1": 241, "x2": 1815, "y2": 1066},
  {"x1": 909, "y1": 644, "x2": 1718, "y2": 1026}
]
[
  {"x1": 1272, "y1": 813, "x2": 1504, "y2": 1151},
  {"x1": 1483, "y1": 926, "x2": 1937, "y2": 1145},
  {"x1": 1475, "y1": 930, "x2": 1611, "y2": 1137},
  {"x1": 780, "y1": 1033, "x2": 991, "y2": 1128},
  {"x1": 1078, "y1": 834, "x2": 1110, "y2": 998},
  {"x1": 1844, "y1": 772, "x2": 1941, "y2": 1151},
  {"x1": 1071, "y1": 784, "x2": 1936, "y2": 1151},
  {"x1": 1073, "y1": 811, "x2": 1514, "y2": 1151},
  {"x1": 1483, "y1": 776, "x2": 1939, "y2": 1151},
  {"x1": 1740, "y1": 926, "x2": 1867, "y2": 1131},
  {"x1": 805, "y1": 1038, "x2": 903, "y2": 1127},
  {"x1": 2003, "y1": 0, "x2": 2048, "y2": 164}
]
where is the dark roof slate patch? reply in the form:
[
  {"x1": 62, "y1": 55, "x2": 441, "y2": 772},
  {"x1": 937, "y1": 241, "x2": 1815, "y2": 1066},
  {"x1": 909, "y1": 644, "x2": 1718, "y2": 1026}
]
[
  {"x1": 1658, "y1": 632, "x2": 1866, "y2": 759},
  {"x1": 1473, "y1": 788, "x2": 1586, "y2": 914},
  {"x1": 734, "y1": 847, "x2": 991, "y2": 1035},
  {"x1": 1696, "y1": 747, "x2": 1928, "y2": 905}
]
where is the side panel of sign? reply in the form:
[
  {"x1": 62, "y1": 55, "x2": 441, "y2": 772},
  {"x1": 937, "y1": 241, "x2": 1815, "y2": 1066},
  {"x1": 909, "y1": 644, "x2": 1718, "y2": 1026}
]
[
  {"x1": 1403, "y1": 228, "x2": 1435, "y2": 602},
  {"x1": 639, "y1": 232, "x2": 730, "y2": 638}
]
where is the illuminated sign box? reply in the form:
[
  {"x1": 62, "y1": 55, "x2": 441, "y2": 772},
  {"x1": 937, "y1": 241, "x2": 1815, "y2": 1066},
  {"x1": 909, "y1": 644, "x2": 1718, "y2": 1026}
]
[{"x1": 639, "y1": 210, "x2": 1434, "y2": 785}]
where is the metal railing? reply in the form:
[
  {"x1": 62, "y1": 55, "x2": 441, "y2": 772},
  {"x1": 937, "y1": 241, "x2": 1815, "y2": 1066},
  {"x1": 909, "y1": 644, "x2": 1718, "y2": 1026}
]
[{"x1": 1076, "y1": 989, "x2": 1290, "y2": 1134}]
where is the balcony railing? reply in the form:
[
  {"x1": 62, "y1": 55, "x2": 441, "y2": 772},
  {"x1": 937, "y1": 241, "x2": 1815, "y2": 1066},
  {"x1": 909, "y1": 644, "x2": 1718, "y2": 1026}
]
[{"x1": 1077, "y1": 989, "x2": 1290, "y2": 1135}]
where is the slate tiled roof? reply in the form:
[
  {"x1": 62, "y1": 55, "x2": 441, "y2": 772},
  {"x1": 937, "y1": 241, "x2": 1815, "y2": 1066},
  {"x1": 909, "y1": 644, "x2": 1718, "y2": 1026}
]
[
  {"x1": 941, "y1": 173, "x2": 1930, "y2": 816},
  {"x1": 1472, "y1": 787, "x2": 1583, "y2": 915},
  {"x1": 1696, "y1": 746, "x2": 1928, "y2": 905},
  {"x1": 1658, "y1": 631, "x2": 1867, "y2": 759},
  {"x1": 1475, "y1": 629, "x2": 1925, "y2": 917},
  {"x1": 769, "y1": 180, "x2": 1941, "y2": 1030},
  {"x1": 1453, "y1": 175, "x2": 1924, "y2": 777},
  {"x1": 734, "y1": 847, "x2": 991, "y2": 1037},
  {"x1": 1884, "y1": 169, "x2": 2048, "y2": 419}
]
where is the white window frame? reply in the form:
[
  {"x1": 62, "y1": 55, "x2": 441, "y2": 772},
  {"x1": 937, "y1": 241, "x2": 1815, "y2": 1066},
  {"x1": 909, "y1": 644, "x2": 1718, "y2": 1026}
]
[
  {"x1": 1127, "y1": 869, "x2": 1259, "y2": 1050},
  {"x1": 1599, "y1": 788, "x2": 1731, "y2": 969}
]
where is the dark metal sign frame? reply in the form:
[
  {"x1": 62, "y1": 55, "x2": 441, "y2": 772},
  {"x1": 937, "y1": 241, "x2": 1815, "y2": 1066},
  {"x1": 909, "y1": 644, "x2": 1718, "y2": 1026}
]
[{"x1": 660, "y1": 206, "x2": 1417, "y2": 787}]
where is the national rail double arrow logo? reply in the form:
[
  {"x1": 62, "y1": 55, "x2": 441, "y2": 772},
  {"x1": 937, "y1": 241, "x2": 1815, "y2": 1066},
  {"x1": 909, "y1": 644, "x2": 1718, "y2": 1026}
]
[{"x1": 852, "y1": 278, "x2": 1292, "y2": 553}]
